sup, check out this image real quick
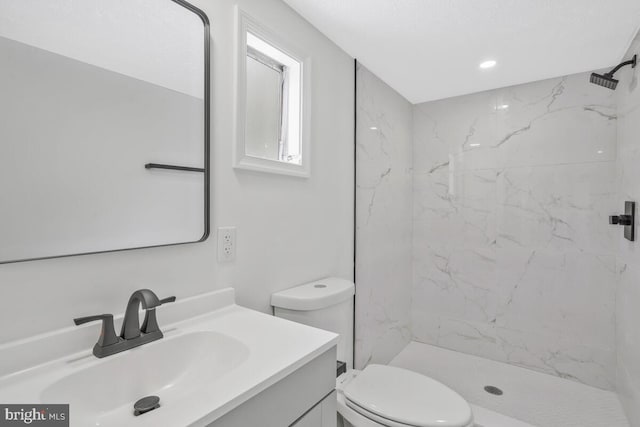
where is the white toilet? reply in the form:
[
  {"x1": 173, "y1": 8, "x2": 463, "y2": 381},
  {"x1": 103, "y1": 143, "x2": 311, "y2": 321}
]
[{"x1": 271, "y1": 278, "x2": 474, "y2": 427}]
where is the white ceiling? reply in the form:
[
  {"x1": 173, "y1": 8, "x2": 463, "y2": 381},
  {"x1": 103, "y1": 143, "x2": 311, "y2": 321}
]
[{"x1": 282, "y1": 0, "x2": 640, "y2": 104}]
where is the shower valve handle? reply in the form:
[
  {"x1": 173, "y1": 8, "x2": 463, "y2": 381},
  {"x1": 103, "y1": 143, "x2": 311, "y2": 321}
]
[
  {"x1": 610, "y1": 215, "x2": 632, "y2": 226},
  {"x1": 609, "y1": 201, "x2": 636, "y2": 242}
]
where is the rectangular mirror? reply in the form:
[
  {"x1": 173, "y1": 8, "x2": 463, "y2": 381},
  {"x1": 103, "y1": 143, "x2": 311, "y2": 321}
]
[{"x1": 0, "y1": 0, "x2": 210, "y2": 264}]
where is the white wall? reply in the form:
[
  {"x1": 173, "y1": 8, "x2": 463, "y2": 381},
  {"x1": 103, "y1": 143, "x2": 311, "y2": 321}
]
[
  {"x1": 0, "y1": 0, "x2": 354, "y2": 344},
  {"x1": 355, "y1": 63, "x2": 412, "y2": 368},
  {"x1": 412, "y1": 72, "x2": 618, "y2": 390},
  {"x1": 615, "y1": 31, "x2": 640, "y2": 425}
]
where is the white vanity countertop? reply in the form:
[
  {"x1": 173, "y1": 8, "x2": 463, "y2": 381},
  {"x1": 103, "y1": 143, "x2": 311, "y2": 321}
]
[{"x1": 0, "y1": 288, "x2": 339, "y2": 426}]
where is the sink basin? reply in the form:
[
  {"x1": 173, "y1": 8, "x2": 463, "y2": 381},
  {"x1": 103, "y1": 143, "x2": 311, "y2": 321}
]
[
  {"x1": 0, "y1": 289, "x2": 338, "y2": 427},
  {"x1": 40, "y1": 331, "x2": 250, "y2": 426}
]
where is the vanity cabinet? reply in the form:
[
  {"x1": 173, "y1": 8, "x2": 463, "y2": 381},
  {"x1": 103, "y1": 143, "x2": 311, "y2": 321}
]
[
  {"x1": 205, "y1": 347, "x2": 337, "y2": 427},
  {"x1": 0, "y1": 290, "x2": 338, "y2": 427},
  {"x1": 291, "y1": 391, "x2": 337, "y2": 427}
]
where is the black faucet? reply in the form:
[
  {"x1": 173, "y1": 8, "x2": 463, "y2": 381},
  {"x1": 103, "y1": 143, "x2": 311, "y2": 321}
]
[
  {"x1": 121, "y1": 289, "x2": 161, "y2": 340},
  {"x1": 74, "y1": 289, "x2": 175, "y2": 358}
]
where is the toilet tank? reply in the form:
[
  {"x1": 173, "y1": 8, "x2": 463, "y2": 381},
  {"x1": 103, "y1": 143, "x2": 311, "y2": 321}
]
[{"x1": 272, "y1": 277, "x2": 355, "y2": 369}]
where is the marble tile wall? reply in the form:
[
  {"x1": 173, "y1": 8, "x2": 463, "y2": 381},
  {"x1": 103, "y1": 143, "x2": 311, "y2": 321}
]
[
  {"x1": 412, "y1": 72, "x2": 619, "y2": 390},
  {"x1": 355, "y1": 63, "x2": 413, "y2": 369},
  {"x1": 614, "y1": 31, "x2": 640, "y2": 425}
]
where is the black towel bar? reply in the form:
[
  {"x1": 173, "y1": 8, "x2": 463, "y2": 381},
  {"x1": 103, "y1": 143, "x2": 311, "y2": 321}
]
[{"x1": 145, "y1": 163, "x2": 205, "y2": 173}]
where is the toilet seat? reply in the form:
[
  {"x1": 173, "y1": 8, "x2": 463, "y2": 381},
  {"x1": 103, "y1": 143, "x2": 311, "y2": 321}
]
[{"x1": 340, "y1": 365, "x2": 473, "y2": 427}]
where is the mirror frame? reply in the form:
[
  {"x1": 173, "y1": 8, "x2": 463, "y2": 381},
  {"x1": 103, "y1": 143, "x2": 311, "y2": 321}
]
[
  {"x1": 233, "y1": 7, "x2": 312, "y2": 178},
  {"x1": 0, "y1": 0, "x2": 210, "y2": 264}
]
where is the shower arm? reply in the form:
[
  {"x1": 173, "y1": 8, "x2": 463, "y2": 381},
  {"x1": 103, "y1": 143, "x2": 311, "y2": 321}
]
[{"x1": 605, "y1": 55, "x2": 637, "y2": 77}]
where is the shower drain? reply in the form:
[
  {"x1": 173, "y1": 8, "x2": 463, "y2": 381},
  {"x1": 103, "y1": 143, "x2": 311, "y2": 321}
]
[{"x1": 483, "y1": 385, "x2": 504, "y2": 396}]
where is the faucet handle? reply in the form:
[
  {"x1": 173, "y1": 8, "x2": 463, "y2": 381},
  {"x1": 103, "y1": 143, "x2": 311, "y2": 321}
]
[
  {"x1": 141, "y1": 296, "x2": 176, "y2": 335},
  {"x1": 73, "y1": 314, "x2": 120, "y2": 348},
  {"x1": 159, "y1": 296, "x2": 176, "y2": 305}
]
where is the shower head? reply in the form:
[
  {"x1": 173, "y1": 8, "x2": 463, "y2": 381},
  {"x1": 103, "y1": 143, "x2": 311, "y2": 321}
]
[
  {"x1": 589, "y1": 54, "x2": 637, "y2": 90},
  {"x1": 590, "y1": 72, "x2": 619, "y2": 90}
]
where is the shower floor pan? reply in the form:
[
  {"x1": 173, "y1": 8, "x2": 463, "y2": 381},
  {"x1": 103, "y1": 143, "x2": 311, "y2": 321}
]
[{"x1": 390, "y1": 342, "x2": 628, "y2": 427}]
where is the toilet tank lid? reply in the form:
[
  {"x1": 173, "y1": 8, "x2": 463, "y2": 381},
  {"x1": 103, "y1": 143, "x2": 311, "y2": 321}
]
[{"x1": 271, "y1": 277, "x2": 355, "y2": 311}]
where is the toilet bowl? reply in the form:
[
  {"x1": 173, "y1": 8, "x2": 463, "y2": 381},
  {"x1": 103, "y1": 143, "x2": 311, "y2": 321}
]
[
  {"x1": 271, "y1": 278, "x2": 474, "y2": 427},
  {"x1": 336, "y1": 366, "x2": 473, "y2": 427}
]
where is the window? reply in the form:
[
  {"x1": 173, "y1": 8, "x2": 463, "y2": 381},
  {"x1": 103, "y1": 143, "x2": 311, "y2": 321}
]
[{"x1": 234, "y1": 8, "x2": 310, "y2": 177}]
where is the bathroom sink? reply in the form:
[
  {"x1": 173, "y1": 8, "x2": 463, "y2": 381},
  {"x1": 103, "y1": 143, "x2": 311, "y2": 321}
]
[
  {"x1": 0, "y1": 289, "x2": 338, "y2": 427},
  {"x1": 41, "y1": 331, "x2": 250, "y2": 426}
]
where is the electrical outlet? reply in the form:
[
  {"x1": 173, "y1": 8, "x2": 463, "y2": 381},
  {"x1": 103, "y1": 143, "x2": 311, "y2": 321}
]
[{"x1": 217, "y1": 226, "x2": 236, "y2": 262}]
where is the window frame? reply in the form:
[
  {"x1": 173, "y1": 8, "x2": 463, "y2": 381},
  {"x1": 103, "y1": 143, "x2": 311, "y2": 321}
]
[{"x1": 233, "y1": 7, "x2": 311, "y2": 178}]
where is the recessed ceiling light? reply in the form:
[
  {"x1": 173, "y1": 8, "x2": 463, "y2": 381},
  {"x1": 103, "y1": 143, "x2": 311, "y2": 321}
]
[
  {"x1": 469, "y1": 143, "x2": 481, "y2": 147},
  {"x1": 479, "y1": 60, "x2": 497, "y2": 69},
  {"x1": 495, "y1": 104, "x2": 509, "y2": 110},
  {"x1": 369, "y1": 126, "x2": 378, "y2": 130}
]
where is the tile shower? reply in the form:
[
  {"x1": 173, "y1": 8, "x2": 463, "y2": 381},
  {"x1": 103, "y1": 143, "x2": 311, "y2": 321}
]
[
  {"x1": 412, "y1": 72, "x2": 617, "y2": 390},
  {"x1": 355, "y1": 62, "x2": 413, "y2": 370},
  {"x1": 356, "y1": 29, "x2": 640, "y2": 425}
]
